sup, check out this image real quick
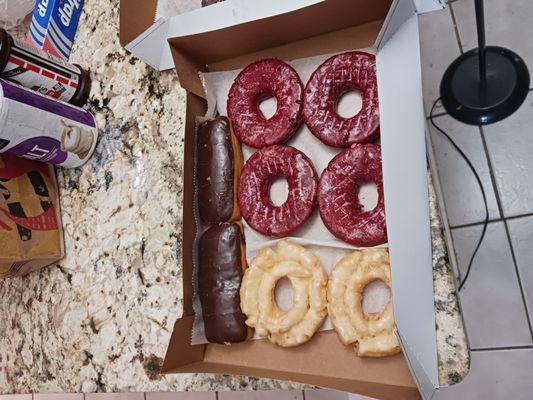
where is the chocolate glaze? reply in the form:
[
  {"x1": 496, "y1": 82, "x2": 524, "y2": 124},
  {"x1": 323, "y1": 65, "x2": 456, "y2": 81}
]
[
  {"x1": 198, "y1": 223, "x2": 248, "y2": 343},
  {"x1": 197, "y1": 117, "x2": 235, "y2": 225}
]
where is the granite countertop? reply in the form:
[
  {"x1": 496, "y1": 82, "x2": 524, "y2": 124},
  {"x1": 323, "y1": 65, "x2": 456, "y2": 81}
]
[{"x1": 0, "y1": 0, "x2": 469, "y2": 394}]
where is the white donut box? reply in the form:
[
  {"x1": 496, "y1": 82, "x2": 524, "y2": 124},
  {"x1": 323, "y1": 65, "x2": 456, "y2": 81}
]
[{"x1": 119, "y1": 1, "x2": 458, "y2": 399}]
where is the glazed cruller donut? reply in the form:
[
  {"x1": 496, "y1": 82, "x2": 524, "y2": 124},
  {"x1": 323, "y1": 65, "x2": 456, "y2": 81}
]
[
  {"x1": 328, "y1": 248, "x2": 401, "y2": 357},
  {"x1": 240, "y1": 240, "x2": 328, "y2": 347}
]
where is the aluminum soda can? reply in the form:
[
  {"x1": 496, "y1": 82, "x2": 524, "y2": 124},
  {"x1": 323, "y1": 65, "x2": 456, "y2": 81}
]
[
  {"x1": 27, "y1": 0, "x2": 84, "y2": 61},
  {"x1": 0, "y1": 79, "x2": 97, "y2": 168},
  {"x1": 1, "y1": 28, "x2": 90, "y2": 106}
]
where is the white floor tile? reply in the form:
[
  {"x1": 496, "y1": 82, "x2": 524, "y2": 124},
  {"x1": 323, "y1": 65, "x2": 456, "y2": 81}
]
[
  {"x1": 452, "y1": 0, "x2": 533, "y2": 89},
  {"x1": 305, "y1": 389, "x2": 375, "y2": 399},
  {"x1": 217, "y1": 390, "x2": 302, "y2": 400},
  {"x1": 419, "y1": 6, "x2": 461, "y2": 115},
  {"x1": 85, "y1": 394, "x2": 145, "y2": 400},
  {"x1": 34, "y1": 396, "x2": 84, "y2": 400},
  {"x1": 305, "y1": 390, "x2": 348, "y2": 400},
  {"x1": 429, "y1": 115, "x2": 500, "y2": 226},
  {"x1": 482, "y1": 94, "x2": 533, "y2": 217},
  {"x1": 147, "y1": 392, "x2": 216, "y2": 400},
  {"x1": 0, "y1": 396, "x2": 32, "y2": 400},
  {"x1": 437, "y1": 349, "x2": 533, "y2": 400},
  {"x1": 507, "y1": 216, "x2": 533, "y2": 323},
  {"x1": 452, "y1": 222, "x2": 531, "y2": 348}
]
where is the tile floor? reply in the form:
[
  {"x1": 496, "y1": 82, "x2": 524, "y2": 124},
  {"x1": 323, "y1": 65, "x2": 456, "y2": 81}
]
[
  {"x1": 0, "y1": 391, "x2": 364, "y2": 400},
  {"x1": 3, "y1": 1, "x2": 533, "y2": 400}
]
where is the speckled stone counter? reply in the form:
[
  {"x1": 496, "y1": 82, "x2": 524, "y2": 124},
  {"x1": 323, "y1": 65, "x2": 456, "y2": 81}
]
[{"x1": 0, "y1": 0, "x2": 468, "y2": 394}]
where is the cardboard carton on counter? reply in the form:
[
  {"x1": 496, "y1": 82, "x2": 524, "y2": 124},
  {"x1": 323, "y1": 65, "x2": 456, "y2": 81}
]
[
  {"x1": 0, "y1": 154, "x2": 64, "y2": 278},
  {"x1": 120, "y1": 1, "x2": 451, "y2": 399}
]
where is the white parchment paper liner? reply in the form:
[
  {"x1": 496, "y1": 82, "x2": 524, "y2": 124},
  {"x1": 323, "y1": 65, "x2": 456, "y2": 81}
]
[{"x1": 191, "y1": 48, "x2": 391, "y2": 346}]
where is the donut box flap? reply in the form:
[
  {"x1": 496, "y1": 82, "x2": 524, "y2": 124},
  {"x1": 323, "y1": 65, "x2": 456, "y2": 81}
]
[
  {"x1": 118, "y1": 0, "x2": 444, "y2": 71},
  {"x1": 136, "y1": 0, "x2": 448, "y2": 399},
  {"x1": 119, "y1": 0, "x2": 329, "y2": 71},
  {"x1": 377, "y1": 12, "x2": 441, "y2": 398}
]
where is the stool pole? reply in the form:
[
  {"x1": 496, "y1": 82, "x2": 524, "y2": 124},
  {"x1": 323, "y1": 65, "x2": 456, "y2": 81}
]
[{"x1": 474, "y1": 0, "x2": 487, "y2": 84}]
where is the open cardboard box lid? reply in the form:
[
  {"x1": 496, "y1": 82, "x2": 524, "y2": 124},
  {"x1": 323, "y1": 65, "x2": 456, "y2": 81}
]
[
  {"x1": 119, "y1": 0, "x2": 443, "y2": 71},
  {"x1": 120, "y1": 1, "x2": 446, "y2": 399}
]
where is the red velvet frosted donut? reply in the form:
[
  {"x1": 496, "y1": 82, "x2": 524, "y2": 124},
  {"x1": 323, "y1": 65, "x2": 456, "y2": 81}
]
[
  {"x1": 238, "y1": 145, "x2": 317, "y2": 237},
  {"x1": 227, "y1": 59, "x2": 304, "y2": 149},
  {"x1": 303, "y1": 51, "x2": 380, "y2": 148},
  {"x1": 318, "y1": 144, "x2": 387, "y2": 247}
]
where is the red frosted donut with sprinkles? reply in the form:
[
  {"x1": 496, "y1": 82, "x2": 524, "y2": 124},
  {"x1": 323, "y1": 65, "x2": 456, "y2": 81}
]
[
  {"x1": 303, "y1": 51, "x2": 380, "y2": 147},
  {"x1": 227, "y1": 59, "x2": 304, "y2": 149},
  {"x1": 318, "y1": 143, "x2": 387, "y2": 247},
  {"x1": 238, "y1": 145, "x2": 317, "y2": 237}
]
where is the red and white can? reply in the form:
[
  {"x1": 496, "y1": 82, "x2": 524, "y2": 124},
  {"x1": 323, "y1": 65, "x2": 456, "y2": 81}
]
[{"x1": 0, "y1": 28, "x2": 90, "y2": 106}]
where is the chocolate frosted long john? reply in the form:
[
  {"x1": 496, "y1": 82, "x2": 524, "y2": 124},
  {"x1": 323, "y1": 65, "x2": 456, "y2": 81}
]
[
  {"x1": 197, "y1": 116, "x2": 241, "y2": 225},
  {"x1": 198, "y1": 223, "x2": 249, "y2": 344}
]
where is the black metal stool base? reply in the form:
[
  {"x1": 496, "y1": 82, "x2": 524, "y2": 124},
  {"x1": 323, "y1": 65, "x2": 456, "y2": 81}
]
[{"x1": 440, "y1": 46, "x2": 530, "y2": 125}]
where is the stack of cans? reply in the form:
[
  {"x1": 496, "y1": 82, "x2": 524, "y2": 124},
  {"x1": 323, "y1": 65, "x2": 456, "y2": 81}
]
[{"x1": 0, "y1": 0, "x2": 96, "y2": 168}]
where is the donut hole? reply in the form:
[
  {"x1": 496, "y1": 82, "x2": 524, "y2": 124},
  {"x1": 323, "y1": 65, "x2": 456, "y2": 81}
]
[
  {"x1": 269, "y1": 176, "x2": 289, "y2": 207},
  {"x1": 357, "y1": 181, "x2": 378, "y2": 212},
  {"x1": 275, "y1": 277, "x2": 294, "y2": 311},
  {"x1": 258, "y1": 95, "x2": 278, "y2": 120},
  {"x1": 362, "y1": 279, "x2": 391, "y2": 317},
  {"x1": 335, "y1": 89, "x2": 363, "y2": 119}
]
